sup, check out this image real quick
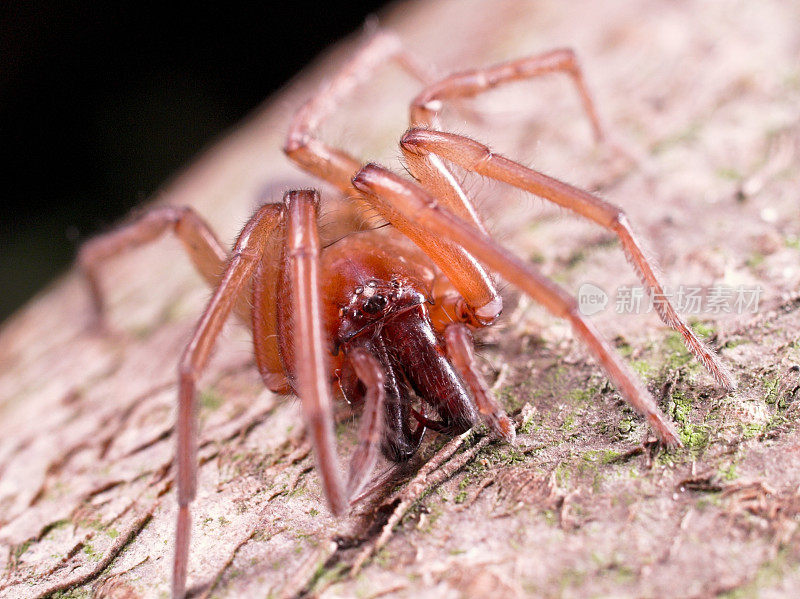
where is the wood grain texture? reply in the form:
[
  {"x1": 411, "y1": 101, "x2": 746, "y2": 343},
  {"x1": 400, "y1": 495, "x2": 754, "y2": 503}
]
[{"x1": 2, "y1": 0, "x2": 800, "y2": 596}]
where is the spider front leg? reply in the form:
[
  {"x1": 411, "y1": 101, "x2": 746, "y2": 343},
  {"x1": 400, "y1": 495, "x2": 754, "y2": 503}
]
[
  {"x1": 279, "y1": 191, "x2": 349, "y2": 517},
  {"x1": 281, "y1": 193, "x2": 406, "y2": 507},
  {"x1": 401, "y1": 128, "x2": 736, "y2": 390},
  {"x1": 344, "y1": 348, "x2": 386, "y2": 500},
  {"x1": 444, "y1": 323, "x2": 515, "y2": 442},
  {"x1": 175, "y1": 191, "x2": 376, "y2": 597},
  {"x1": 172, "y1": 203, "x2": 284, "y2": 597},
  {"x1": 352, "y1": 164, "x2": 682, "y2": 448}
]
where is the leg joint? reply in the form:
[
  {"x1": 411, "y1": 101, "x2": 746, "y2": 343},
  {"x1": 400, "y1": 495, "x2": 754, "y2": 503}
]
[
  {"x1": 563, "y1": 300, "x2": 585, "y2": 323},
  {"x1": 178, "y1": 359, "x2": 198, "y2": 384},
  {"x1": 400, "y1": 128, "x2": 428, "y2": 156},
  {"x1": 609, "y1": 210, "x2": 631, "y2": 233},
  {"x1": 283, "y1": 133, "x2": 308, "y2": 157},
  {"x1": 546, "y1": 47, "x2": 579, "y2": 73}
]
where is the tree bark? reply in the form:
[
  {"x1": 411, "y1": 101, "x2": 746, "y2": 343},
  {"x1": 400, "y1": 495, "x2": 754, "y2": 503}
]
[{"x1": 2, "y1": 0, "x2": 800, "y2": 597}]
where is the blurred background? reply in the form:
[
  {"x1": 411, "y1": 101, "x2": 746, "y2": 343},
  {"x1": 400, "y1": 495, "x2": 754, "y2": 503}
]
[{"x1": 1, "y1": 0, "x2": 392, "y2": 324}]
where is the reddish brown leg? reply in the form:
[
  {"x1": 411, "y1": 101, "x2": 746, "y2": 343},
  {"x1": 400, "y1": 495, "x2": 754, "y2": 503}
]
[
  {"x1": 410, "y1": 48, "x2": 604, "y2": 141},
  {"x1": 353, "y1": 164, "x2": 682, "y2": 447},
  {"x1": 403, "y1": 48, "x2": 612, "y2": 238},
  {"x1": 345, "y1": 348, "x2": 386, "y2": 500},
  {"x1": 77, "y1": 206, "x2": 248, "y2": 327},
  {"x1": 284, "y1": 34, "x2": 502, "y2": 327},
  {"x1": 444, "y1": 323, "x2": 515, "y2": 442},
  {"x1": 286, "y1": 29, "x2": 486, "y2": 240},
  {"x1": 401, "y1": 129, "x2": 735, "y2": 390},
  {"x1": 252, "y1": 221, "x2": 293, "y2": 394},
  {"x1": 283, "y1": 190, "x2": 348, "y2": 516},
  {"x1": 289, "y1": 30, "x2": 429, "y2": 140},
  {"x1": 173, "y1": 203, "x2": 284, "y2": 599},
  {"x1": 404, "y1": 49, "x2": 604, "y2": 236},
  {"x1": 285, "y1": 30, "x2": 430, "y2": 193}
]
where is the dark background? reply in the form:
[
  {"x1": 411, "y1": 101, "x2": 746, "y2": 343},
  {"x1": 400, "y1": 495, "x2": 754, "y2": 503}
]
[{"x1": 1, "y1": 0, "x2": 392, "y2": 324}]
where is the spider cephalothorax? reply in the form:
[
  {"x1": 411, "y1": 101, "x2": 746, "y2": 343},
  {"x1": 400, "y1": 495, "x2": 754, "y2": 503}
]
[
  {"x1": 335, "y1": 276, "x2": 428, "y2": 346},
  {"x1": 78, "y1": 30, "x2": 735, "y2": 598}
]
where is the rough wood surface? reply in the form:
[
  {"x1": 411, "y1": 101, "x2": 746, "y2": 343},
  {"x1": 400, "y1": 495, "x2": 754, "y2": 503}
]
[{"x1": 2, "y1": 1, "x2": 800, "y2": 597}]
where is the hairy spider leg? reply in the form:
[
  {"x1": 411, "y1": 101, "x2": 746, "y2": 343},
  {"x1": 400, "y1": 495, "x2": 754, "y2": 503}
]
[
  {"x1": 251, "y1": 210, "x2": 293, "y2": 394},
  {"x1": 444, "y1": 323, "x2": 515, "y2": 442},
  {"x1": 78, "y1": 206, "x2": 249, "y2": 327},
  {"x1": 263, "y1": 192, "x2": 412, "y2": 506},
  {"x1": 172, "y1": 202, "x2": 284, "y2": 597},
  {"x1": 173, "y1": 188, "x2": 416, "y2": 596},
  {"x1": 285, "y1": 30, "x2": 430, "y2": 194},
  {"x1": 278, "y1": 191, "x2": 349, "y2": 520},
  {"x1": 399, "y1": 46, "x2": 732, "y2": 388},
  {"x1": 400, "y1": 128, "x2": 736, "y2": 390},
  {"x1": 284, "y1": 30, "x2": 502, "y2": 326},
  {"x1": 410, "y1": 47, "x2": 604, "y2": 139},
  {"x1": 345, "y1": 348, "x2": 387, "y2": 499},
  {"x1": 402, "y1": 46, "x2": 606, "y2": 243},
  {"x1": 352, "y1": 164, "x2": 682, "y2": 447}
]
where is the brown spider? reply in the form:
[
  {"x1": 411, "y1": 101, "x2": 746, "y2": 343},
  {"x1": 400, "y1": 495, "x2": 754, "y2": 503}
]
[{"x1": 78, "y1": 31, "x2": 735, "y2": 598}]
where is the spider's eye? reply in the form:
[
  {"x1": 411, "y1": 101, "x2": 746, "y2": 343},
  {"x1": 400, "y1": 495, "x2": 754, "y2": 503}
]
[{"x1": 363, "y1": 294, "x2": 388, "y2": 314}]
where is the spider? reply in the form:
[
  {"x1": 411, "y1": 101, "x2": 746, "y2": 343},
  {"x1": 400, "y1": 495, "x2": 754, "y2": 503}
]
[{"x1": 78, "y1": 31, "x2": 735, "y2": 598}]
